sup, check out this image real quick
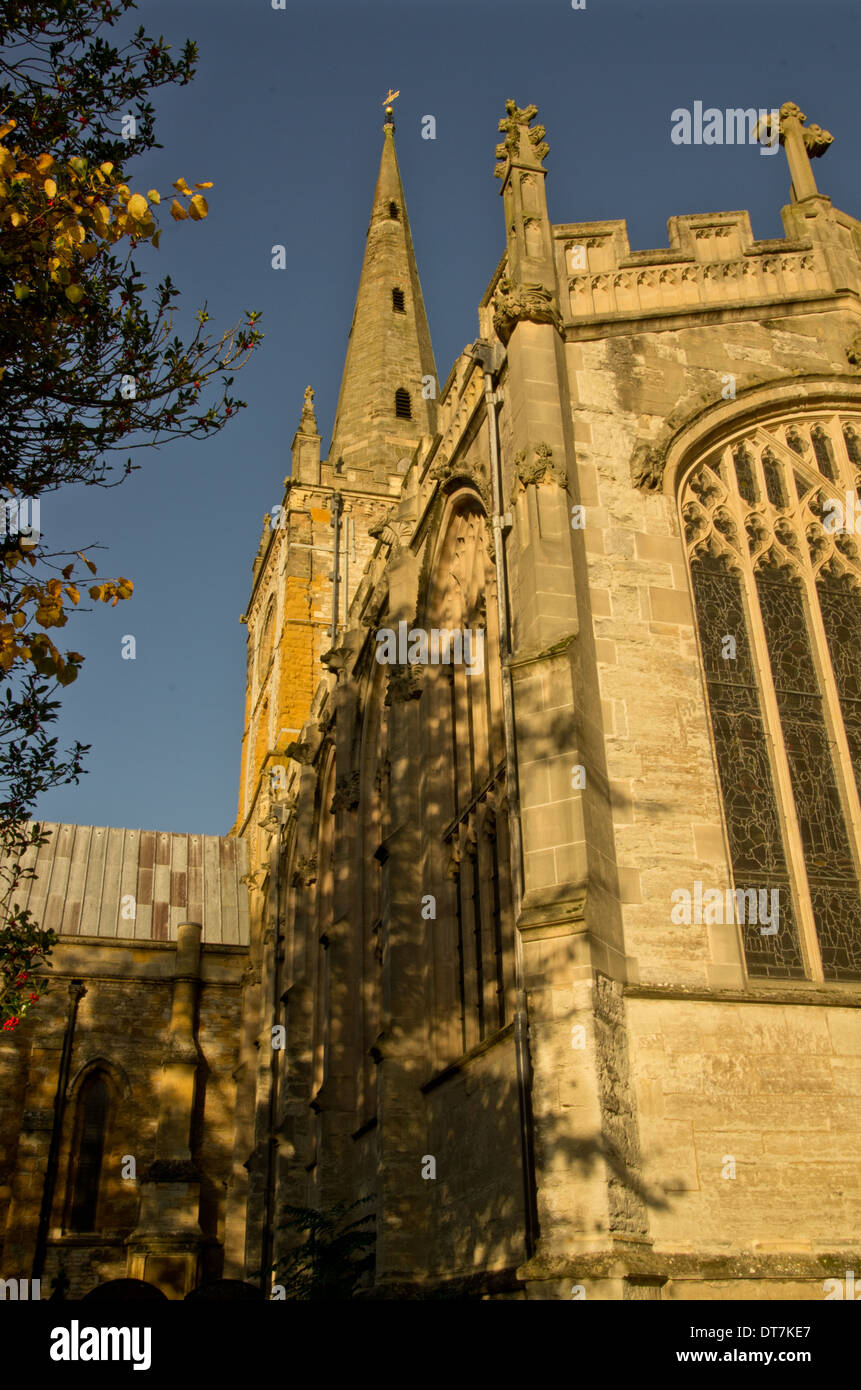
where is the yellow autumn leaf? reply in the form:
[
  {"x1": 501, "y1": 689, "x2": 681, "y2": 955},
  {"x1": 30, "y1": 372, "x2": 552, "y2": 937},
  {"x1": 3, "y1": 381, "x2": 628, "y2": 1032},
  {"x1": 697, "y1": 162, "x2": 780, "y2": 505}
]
[
  {"x1": 126, "y1": 192, "x2": 148, "y2": 220},
  {"x1": 173, "y1": 177, "x2": 190, "y2": 194},
  {"x1": 188, "y1": 194, "x2": 208, "y2": 221},
  {"x1": 64, "y1": 584, "x2": 80, "y2": 605},
  {"x1": 77, "y1": 552, "x2": 98, "y2": 575},
  {"x1": 13, "y1": 283, "x2": 29, "y2": 299},
  {"x1": 9, "y1": 209, "x2": 23, "y2": 228},
  {"x1": 88, "y1": 585, "x2": 102, "y2": 601},
  {"x1": 64, "y1": 284, "x2": 84, "y2": 303},
  {"x1": 36, "y1": 154, "x2": 54, "y2": 173},
  {"x1": 170, "y1": 198, "x2": 188, "y2": 221},
  {"x1": 43, "y1": 177, "x2": 57, "y2": 198},
  {"x1": 0, "y1": 148, "x2": 15, "y2": 177},
  {"x1": 79, "y1": 243, "x2": 99, "y2": 261},
  {"x1": 147, "y1": 189, "x2": 160, "y2": 204},
  {"x1": 152, "y1": 229, "x2": 161, "y2": 250},
  {"x1": 0, "y1": 120, "x2": 16, "y2": 139},
  {"x1": 12, "y1": 612, "x2": 26, "y2": 629},
  {"x1": 99, "y1": 161, "x2": 114, "y2": 175},
  {"x1": 194, "y1": 182, "x2": 213, "y2": 189}
]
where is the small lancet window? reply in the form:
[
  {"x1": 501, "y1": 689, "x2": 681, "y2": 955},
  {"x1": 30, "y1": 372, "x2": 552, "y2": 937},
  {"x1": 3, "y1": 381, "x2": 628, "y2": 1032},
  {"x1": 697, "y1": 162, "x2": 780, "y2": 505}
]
[
  {"x1": 69, "y1": 1069, "x2": 110, "y2": 1232},
  {"x1": 388, "y1": 201, "x2": 399, "y2": 220},
  {"x1": 812, "y1": 424, "x2": 837, "y2": 482},
  {"x1": 395, "y1": 388, "x2": 412, "y2": 420},
  {"x1": 843, "y1": 423, "x2": 861, "y2": 468},
  {"x1": 392, "y1": 287, "x2": 405, "y2": 313},
  {"x1": 731, "y1": 443, "x2": 758, "y2": 505}
]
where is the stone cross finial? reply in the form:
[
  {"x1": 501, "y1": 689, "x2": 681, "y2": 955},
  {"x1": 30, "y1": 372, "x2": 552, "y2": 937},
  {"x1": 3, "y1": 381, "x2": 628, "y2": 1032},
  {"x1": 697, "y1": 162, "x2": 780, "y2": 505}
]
[
  {"x1": 299, "y1": 383, "x2": 317, "y2": 432},
  {"x1": 758, "y1": 102, "x2": 833, "y2": 201},
  {"x1": 494, "y1": 99, "x2": 549, "y2": 178}
]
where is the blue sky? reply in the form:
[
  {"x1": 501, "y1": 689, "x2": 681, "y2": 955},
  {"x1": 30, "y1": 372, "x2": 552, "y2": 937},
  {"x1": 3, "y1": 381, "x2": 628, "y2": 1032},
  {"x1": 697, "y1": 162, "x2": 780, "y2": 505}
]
[{"x1": 33, "y1": 0, "x2": 861, "y2": 835}]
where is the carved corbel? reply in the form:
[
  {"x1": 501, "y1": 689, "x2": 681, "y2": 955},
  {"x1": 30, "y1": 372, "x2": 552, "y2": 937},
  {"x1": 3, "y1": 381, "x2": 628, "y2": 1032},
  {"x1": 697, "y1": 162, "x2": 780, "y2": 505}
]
[
  {"x1": 384, "y1": 663, "x2": 423, "y2": 705},
  {"x1": 286, "y1": 739, "x2": 315, "y2": 766},
  {"x1": 630, "y1": 442, "x2": 667, "y2": 492},
  {"x1": 330, "y1": 770, "x2": 361, "y2": 814},
  {"x1": 292, "y1": 855, "x2": 318, "y2": 888},
  {"x1": 511, "y1": 441, "x2": 567, "y2": 495},
  {"x1": 492, "y1": 277, "x2": 562, "y2": 345}
]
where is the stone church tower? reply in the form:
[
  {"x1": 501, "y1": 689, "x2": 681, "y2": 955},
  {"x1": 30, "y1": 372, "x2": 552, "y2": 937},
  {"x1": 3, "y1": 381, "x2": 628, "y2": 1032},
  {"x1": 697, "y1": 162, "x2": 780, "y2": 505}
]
[{"x1": 2, "y1": 97, "x2": 860, "y2": 1301}]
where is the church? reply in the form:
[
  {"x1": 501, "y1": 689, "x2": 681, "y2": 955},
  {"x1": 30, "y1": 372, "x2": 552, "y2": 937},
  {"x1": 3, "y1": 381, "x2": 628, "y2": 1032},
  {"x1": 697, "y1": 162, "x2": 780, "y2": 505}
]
[{"x1": 1, "y1": 96, "x2": 860, "y2": 1300}]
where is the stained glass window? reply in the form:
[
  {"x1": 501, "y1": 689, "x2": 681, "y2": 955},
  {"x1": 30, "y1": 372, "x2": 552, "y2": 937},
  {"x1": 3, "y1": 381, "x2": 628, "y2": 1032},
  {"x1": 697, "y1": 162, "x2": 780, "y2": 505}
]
[
  {"x1": 684, "y1": 413, "x2": 861, "y2": 983},
  {"x1": 761, "y1": 448, "x2": 787, "y2": 509},
  {"x1": 812, "y1": 424, "x2": 837, "y2": 481},
  {"x1": 732, "y1": 443, "x2": 758, "y2": 504},
  {"x1": 843, "y1": 424, "x2": 861, "y2": 469},
  {"x1": 429, "y1": 502, "x2": 513, "y2": 1056},
  {"x1": 690, "y1": 556, "x2": 804, "y2": 977}
]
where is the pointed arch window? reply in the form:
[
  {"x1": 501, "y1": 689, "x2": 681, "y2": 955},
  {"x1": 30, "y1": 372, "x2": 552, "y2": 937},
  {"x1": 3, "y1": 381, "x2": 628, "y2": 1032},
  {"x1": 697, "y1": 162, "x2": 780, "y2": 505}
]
[
  {"x1": 424, "y1": 498, "x2": 515, "y2": 1059},
  {"x1": 682, "y1": 412, "x2": 861, "y2": 981},
  {"x1": 388, "y1": 201, "x2": 399, "y2": 220},
  {"x1": 257, "y1": 598, "x2": 276, "y2": 683},
  {"x1": 68, "y1": 1068, "x2": 110, "y2": 1232}
]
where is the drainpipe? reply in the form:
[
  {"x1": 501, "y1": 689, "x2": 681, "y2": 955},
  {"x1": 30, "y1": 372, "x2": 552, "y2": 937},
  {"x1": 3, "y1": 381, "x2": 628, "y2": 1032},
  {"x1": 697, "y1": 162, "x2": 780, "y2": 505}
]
[
  {"x1": 32, "y1": 979, "x2": 87, "y2": 1281},
  {"x1": 330, "y1": 492, "x2": 343, "y2": 644},
  {"x1": 260, "y1": 815, "x2": 286, "y2": 1292},
  {"x1": 469, "y1": 339, "x2": 539, "y2": 1258}
]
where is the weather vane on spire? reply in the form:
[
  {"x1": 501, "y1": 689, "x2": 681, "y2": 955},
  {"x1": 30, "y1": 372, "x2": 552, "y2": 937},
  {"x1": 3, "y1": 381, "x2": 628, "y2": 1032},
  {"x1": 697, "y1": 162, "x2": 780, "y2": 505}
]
[{"x1": 383, "y1": 88, "x2": 400, "y2": 129}]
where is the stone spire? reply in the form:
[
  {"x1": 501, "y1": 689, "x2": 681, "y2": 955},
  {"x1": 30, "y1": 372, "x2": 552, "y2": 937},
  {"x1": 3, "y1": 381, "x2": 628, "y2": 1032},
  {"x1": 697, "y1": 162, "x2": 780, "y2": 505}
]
[{"x1": 327, "y1": 107, "x2": 437, "y2": 489}]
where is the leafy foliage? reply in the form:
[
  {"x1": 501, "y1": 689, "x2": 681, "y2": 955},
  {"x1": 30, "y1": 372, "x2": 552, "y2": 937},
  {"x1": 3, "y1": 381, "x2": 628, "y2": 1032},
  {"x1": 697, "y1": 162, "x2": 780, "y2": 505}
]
[
  {"x1": 0, "y1": 0, "x2": 263, "y2": 1028},
  {"x1": 274, "y1": 1199, "x2": 376, "y2": 1300}
]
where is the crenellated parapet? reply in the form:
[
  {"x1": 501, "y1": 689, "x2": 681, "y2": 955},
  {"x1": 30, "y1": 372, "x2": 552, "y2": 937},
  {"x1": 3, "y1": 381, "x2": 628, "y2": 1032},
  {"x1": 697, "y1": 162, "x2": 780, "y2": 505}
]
[{"x1": 556, "y1": 206, "x2": 861, "y2": 326}]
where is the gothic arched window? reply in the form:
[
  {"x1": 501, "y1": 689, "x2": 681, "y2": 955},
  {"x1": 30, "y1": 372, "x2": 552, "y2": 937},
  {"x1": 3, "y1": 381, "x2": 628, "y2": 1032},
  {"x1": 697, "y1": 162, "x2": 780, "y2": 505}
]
[
  {"x1": 358, "y1": 669, "x2": 389, "y2": 1122},
  {"x1": 68, "y1": 1069, "x2": 110, "y2": 1232},
  {"x1": 257, "y1": 598, "x2": 276, "y2": 681},
  {"x1": 423, "y1": 497, "x2": 515, "y2": 1059},
  {"x1": 682, "y1": 412, "x2": 861, "y2": 982}
]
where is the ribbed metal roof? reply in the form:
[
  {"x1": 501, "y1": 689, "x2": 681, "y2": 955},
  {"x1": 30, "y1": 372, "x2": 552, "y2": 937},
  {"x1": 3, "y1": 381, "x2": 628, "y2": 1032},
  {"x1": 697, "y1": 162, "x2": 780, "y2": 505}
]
[{"x1": 10, "y1": 823, "x2": 250, "y2": 945}]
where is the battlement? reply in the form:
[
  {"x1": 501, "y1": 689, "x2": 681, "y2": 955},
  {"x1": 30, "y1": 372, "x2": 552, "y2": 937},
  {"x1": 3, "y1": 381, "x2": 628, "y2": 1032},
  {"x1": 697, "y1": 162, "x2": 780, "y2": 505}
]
[{"x1": 554, "y1": 206, "x2": 859, "y2": 324}]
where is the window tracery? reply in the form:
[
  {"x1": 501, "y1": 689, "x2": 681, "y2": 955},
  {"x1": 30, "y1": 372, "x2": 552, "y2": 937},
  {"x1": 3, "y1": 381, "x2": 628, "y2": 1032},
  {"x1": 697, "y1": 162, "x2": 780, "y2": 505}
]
[
  {"x1": 424, "y1": 499, "x2": 514, "y2": 1056},
  {"x1": 682, "y1": 412, "x2": 861, "y2": 981}
]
